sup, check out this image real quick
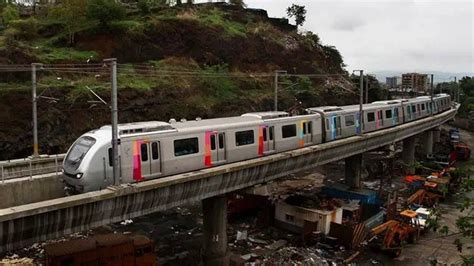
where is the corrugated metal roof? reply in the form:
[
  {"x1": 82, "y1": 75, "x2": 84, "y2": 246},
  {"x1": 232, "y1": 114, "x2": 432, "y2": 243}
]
[{"x1": 44, "y1": 238, "x2": 96, "y2": 257}]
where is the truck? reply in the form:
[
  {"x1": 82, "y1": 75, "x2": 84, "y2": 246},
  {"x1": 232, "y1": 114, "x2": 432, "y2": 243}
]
[{"x1": 369, "y1": 210, "x2": 421, "y2": 257}]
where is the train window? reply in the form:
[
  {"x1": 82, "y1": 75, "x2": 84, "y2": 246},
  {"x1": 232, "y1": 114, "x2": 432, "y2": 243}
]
[
  {"x1": 308, "y1": 121, "x2": 312, "y2": 134},
  {"x1": 174, "y1": 138, "x2": 199, "y2": 156},
  {"x1": 282, "y1": 124, "x2": 297, "y2": 138},
  {"x1": 303, "y1": 123, "x2": 307, "y2": 134},
  {"x1": 385, "y1": 109, "x2": 392, "y2": 119},
  {"x1": 421, "y1": 104, "x2": 425, "y2": 111},
  {"x1": 269, "y1": 126, "x2": 274, "y2": 140},
  {"x1": 345, "y1": 115, "x2": 355, "y2": 126},
  {"x1": 141, "y1": 143, "x2": 148, "y2": 162},
  {"x1": 406, "y1": 106, "x2": 410, "y2": 115},
  {"x1": 210, "y1": 134, "x2": 216, "y2": 150},
  {"x1": 263, "y1": 128, "x2": 267, "y2": 141},
  {"x1": 108, "y1": 148, "x2": 113, "y2": 166},
  {"x1": 378, "y1": 110, "x2": 384, "y2": 125},
  {"x1": 235, "y1": 130, "x2": 254, "y2": 146},
  {"x1": 367, "y1": 112, "x2": 375, "y2": 122},
  {"x1": 394, "y1": 108, "x2": 399, "y2": 122},
  {"x1": 151, "y1": 142, "x2": 159, "y2": 160},
  {"x1": 219, "y1": 133, "x2": 224, "y2": 149},
  {"x1": 411, "y1": 105, "x2": 416, "y2": 113}
]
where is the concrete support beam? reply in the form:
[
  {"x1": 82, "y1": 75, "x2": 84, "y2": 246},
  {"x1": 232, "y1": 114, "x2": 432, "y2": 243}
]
[
  {"x1": 433, "y1": 128, "x2": 441, "y2": 143},
  {"x1": 202, "y1": 195, "x2": 229, "y2": 266},
  {"x1": 402, "y1": 136, "x2": 416, "y2": 174},
  {"x1": 345, "y1": 154, "x2": 362, "y2": 188},
  {"x1": 420, "y1": 131, "x2": 434, "y2": 157}
]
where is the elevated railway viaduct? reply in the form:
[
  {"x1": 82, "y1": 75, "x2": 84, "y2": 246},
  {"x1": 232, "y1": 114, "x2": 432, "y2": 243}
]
[{"x1": 0, "y1": 105, "x2": 457, "y2": 265}]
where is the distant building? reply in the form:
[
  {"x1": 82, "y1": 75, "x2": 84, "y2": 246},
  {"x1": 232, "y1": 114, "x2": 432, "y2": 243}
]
[
  {"x1": 402, "y1": 73, "x2": 429, "y2": 93},
  {"x1": 386, "y1": 76, "x2": 401, "y2": 90}
]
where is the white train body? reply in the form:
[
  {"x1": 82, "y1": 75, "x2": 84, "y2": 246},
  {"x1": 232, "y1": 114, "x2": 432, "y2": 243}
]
[{"x1": 63, "y1": 94, "x2": 452, "y2": 193}]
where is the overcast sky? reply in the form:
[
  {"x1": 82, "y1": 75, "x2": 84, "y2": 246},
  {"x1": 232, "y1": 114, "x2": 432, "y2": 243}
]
[{"x1": 244, "y1": 0, "x2": 474, "y2": 74}]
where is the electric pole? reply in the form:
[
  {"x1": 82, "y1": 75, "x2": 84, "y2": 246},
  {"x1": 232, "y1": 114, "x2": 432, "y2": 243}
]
[
  {"x1": 353, "y1": 70, "x2": 364, "y2": 135},
  {"x1": 365, "y1": 75, "x2": 369, "y2": 104},
  {"x1": 274, "y1": 70, "x2": 287, "y2": 111},
  {"x1": 104, "y1": 58, "x2": 119, "y2": 186},
  {"x1": 360, "y1": 70, "x2": 364, "y2": 134},
  {"x1": 31, "y1": 63, "x2": 42, "y2": 157},
  {"x1": 430, "y1": 74, "x2": 434, "y2": 115}
]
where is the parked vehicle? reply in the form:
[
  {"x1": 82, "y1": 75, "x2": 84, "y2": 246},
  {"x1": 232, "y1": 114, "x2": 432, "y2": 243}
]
[{"x1": 369, "y1": 209, "x2": 422, "y2": 257}]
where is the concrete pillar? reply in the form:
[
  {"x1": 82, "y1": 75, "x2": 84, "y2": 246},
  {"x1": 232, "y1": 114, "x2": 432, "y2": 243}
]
[
  {"x1": 345, "y1": 154, "x2": 362, "y2": 189},
  {"x1": 202, "y1": 195, "x2": 229, "y2": 266},
  {"x1": 402, "y1": 136, "x2": 416, "y2": 174},
  {"x1": 421, "y1": 131, "x2": 433, "y2": 157},
  {"x1": 433, "y1": 129, "x2": 441, "y2": 143}
]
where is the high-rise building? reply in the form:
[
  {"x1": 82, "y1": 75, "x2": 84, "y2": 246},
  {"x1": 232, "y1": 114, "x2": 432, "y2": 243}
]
[
  {"x1": 402, "y1": 73, "x2": 428, "y2": 93},
  {"x1": 386, "y1": 76, "x2": 401, "y2": 90}
]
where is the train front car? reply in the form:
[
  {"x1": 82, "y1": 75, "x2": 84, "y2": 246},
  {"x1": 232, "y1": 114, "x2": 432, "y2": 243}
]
[{"x1": 62, "y1": 127, "x2": 111, "y2": 194}]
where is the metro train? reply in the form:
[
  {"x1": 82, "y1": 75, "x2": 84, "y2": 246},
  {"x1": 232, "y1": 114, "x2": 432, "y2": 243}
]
[{"x1": 63, "y1": 94, "x2": 452, "y2": 193}]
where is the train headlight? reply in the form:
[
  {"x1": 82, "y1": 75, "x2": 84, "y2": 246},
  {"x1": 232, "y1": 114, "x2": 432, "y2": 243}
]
[{"x1": 76, "y1": 173, "x2": 83, "y2": 179}]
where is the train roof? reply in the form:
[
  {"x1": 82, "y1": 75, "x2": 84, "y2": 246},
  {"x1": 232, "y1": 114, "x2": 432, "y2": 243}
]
[
  {"x1": 370, "y1": 100, "x2": 403, "y2": 105},
  {"x1": 170, "y1": 115, "x2": 261, "y2": 131},
  {"x1": 241, "y1": 111, "x2": 289, "y2": 119}
]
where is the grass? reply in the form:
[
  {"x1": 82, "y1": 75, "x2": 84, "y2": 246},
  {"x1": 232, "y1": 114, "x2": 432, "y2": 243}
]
[
  {"x1": 36, "y1": 47, "x2": 98, "y2": 63},
  {"x1": 198, "y1": 8, "x2": 246, "y2": 37}
]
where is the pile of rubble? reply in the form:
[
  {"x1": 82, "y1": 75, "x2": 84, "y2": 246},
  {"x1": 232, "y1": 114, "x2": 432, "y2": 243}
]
[
  {"x1": 0, "y1": 255, "x2": 35, "y2": 265},
  {"x1": 261, "y1": 246, "x2": 338, "y2": 265}
]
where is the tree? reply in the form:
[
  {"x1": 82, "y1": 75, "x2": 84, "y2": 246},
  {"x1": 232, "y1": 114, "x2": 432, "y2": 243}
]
[
  {"x1": 229, "y1": 0, "x2": 246, "y2": 8},
  {"x1": 286, "y1": 4, "x2": 306, "y2": 27},
  {"x1": 49, "y1": 0, "x2": 88, "y2": 45},
  {"x1": 1, "y1": 4, "x2": 19, "y2": 26},
  {"x1": 86, "y1": 0, "x2": 126, "y2": 28},
  {"x1": 460, "y1": 76, "x2": 474, "y2": 97}
]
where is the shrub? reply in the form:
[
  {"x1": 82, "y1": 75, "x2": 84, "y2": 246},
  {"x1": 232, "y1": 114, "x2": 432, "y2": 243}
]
[
  {"x1": 9, "y1": 18, "x2": 38, "y2": 40},
  {"x1": 1, "y1": 4, "x2": 19, "y2": 26},
  {"x1": 86, "y1": 0, "x2": 126, "y2": 27}
]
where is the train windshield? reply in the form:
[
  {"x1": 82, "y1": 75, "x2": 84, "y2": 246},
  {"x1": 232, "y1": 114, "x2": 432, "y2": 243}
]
[{"x1": 64, "y1": 136, "x2": 96, "y2": 172}]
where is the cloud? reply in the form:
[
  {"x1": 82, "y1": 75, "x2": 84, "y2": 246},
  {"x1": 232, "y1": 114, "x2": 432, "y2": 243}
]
[{"x1": 331, "y1": 18, "x2": 366, "y2": 31}]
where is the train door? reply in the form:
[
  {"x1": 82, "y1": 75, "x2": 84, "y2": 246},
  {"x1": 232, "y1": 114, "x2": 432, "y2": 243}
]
[
  {"x1": 377, "y1": 110, "x2": 384, "y2": 128},
  {"x1": 302, "y1": 121, "x2": 312, "y2": 144},
  {"x1": 327, "y1": 116, "x2": 342, "y2": 140},
  {"x1": 139, "y1": 141, "x2": 161, "y2": 179},
  {"x1": 262, "y1": 126, "x2": 275, "y2": 153},
  {"x1": 210, "y1": 132, "x2": 226, "y2": 164}
]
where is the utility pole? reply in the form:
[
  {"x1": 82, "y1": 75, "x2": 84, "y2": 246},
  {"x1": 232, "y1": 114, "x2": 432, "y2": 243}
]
[
  {"x1": 430, "y1": 74, "x2": 434, "y2": 115},
  {"x1": 365, "y1": 75, "x2": 369, "y2": 103},
  {"x1": 455, "y1": 76, "x2": 459, "y2": 103},
  {"x1": 31, "y1": 63, "x2": 42, "y2": 157},
  {"x1": 359, "y1": 70, "x2": 364, "y2": 134},
  {"x1": 104, "y1": 58, "x2": 119, "y2": 186},
  {"x1": 274, "y1": 70, "x2": 287, "y2": 111},
  {"x1": 353, "y1": 70, "x2": 364, "y2": 135}
]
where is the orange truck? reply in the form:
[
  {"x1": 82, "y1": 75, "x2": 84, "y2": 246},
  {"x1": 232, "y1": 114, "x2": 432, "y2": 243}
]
[{"x1": 369, "y1": 210, "x2": 421, "y2": 257}]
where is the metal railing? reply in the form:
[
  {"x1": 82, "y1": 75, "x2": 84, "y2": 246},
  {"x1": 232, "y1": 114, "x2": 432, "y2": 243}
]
[{"x1": 0, "y1": 154, "x2": 65, "y2": 183}]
